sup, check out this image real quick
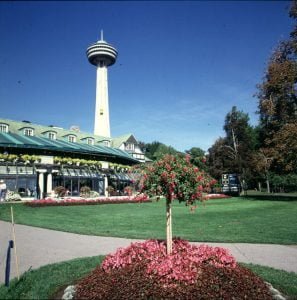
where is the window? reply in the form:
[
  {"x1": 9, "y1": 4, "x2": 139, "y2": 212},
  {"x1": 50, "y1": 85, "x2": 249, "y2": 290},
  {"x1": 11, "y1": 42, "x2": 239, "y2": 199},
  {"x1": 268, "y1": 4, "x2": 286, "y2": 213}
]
[
  {"x1": 0, "y1": 123, "x2": 8, "y2": 133},
  {"x1": 133, "y1": 153, "x2": 144, "y2": 160},
  {"x1": 125, "y1": 143, "x2": 134, "y2": 151},
  {"x1": 103, "y1": 140, "x2": 110, "y2": 147},
  {"x1": 48, "y1": 132, "x2": 56, "y2": 140},
  {"x1": 68, "y1": 135, "x2": 76, "y2": 143},
  {"x1": 87, "y1": 138, "x2": 94, "y2": 145},
  {"x1": 23, "y1": 128, "x2": 34, "y2": 136}
]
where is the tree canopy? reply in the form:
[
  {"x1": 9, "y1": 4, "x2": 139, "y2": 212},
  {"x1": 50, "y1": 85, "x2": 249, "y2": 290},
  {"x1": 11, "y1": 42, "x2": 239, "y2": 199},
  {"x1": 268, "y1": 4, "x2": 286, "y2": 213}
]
[{"x1": 256, "y1": 0, "x2": 297, "y2": 175}]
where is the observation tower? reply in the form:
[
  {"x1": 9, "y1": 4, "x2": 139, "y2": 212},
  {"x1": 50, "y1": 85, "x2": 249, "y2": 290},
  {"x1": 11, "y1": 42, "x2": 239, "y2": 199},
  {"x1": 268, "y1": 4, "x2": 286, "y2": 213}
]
[{"x1": 87, "y1": 31, "x2": 118, "y2": 137}]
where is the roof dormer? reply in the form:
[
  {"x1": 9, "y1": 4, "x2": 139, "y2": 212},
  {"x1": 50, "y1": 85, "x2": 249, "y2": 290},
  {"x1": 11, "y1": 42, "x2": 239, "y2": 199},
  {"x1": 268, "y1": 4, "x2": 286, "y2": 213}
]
[
  {"x1": 42, "y1": 130, "x2": 57, "y2": 140},
  {"x1": 20, "y1": 127, "x2": 34, "y2": 137},
  {"x1": 81, "y1": 137, "x2": 95, "y2": 145},
  {"x1": 64, "y1": 134, "x2": 77, "y2": 143},
  {"x1": 0, "y1": 123, "x2": 9, "y2": 133}
]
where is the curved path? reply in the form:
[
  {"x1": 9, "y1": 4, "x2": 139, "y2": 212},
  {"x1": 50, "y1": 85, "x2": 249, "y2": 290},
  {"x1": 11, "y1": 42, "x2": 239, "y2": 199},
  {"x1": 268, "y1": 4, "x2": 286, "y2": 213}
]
[{"x1": 1, "y1": 220, "x2": 297, "y2": 283}]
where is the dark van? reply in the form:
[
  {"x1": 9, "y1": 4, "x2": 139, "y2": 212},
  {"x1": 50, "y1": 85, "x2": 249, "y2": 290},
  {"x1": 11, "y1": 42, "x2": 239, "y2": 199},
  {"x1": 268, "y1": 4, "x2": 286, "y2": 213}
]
[{"x1": 221, "y1": 174, "x2": 241, "y2": 196}]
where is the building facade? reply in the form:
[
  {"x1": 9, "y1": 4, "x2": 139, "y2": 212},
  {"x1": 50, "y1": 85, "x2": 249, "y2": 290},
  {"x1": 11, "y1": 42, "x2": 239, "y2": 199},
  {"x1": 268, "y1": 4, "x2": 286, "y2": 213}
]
[{"x1": 0, "y1": 118, "x2": 143, "y2": 198}]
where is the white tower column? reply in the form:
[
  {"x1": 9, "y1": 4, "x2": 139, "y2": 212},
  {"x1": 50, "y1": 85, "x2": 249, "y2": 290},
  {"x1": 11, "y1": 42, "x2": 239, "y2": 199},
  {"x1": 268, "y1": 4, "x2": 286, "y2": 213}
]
[
  {"x1": 95, "y1": 65, "x2": 110, "y2": 137},
  {"x1": 87, "y1": 31, "x2": 117, "y2": 138}
]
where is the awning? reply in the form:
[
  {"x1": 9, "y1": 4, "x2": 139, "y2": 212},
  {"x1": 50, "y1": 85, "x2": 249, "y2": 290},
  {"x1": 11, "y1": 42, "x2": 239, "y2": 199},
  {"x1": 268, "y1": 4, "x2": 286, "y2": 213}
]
[{"x1": 0, "y1": 132, "x2": 139, "y2": 165}]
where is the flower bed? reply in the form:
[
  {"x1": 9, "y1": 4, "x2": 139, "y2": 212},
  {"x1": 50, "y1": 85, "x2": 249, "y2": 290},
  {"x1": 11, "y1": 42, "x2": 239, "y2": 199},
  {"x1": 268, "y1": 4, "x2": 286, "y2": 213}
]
[
  {"x1": 204, "y1": 193, "x2": 231, "y2": 200},
  {"x1": 24, "y1": 194, "x2": 150, "y2": 207},
  {"x1": 75, "y1": 239, "x2": 273, "y2": 299},
  {"x1": 101, "y1": 239, "x2": 237, "y2": 284}
]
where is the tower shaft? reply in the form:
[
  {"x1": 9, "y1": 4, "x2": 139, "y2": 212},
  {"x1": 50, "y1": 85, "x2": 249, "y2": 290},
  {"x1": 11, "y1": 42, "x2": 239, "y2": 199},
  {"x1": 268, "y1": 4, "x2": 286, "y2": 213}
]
[
  {"x1": 95, "y1": 65, "x2": 110, "y2": 137},
  {"x1": 87, "y1": 32, "x2": 117, "y2": 138}
]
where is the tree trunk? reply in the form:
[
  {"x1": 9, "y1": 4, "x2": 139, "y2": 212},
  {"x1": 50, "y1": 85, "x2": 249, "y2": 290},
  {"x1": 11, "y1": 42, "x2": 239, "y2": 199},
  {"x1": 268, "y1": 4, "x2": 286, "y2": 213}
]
[
  {"x1": 258, "y1": 182, "x2": 262, "y2": 192},
  {"x1": 266, "y1": 178, "x2": 271, "y2": 193},
  {"x1": 166, "y1": 198, "x2": 172, "y2": 255}
]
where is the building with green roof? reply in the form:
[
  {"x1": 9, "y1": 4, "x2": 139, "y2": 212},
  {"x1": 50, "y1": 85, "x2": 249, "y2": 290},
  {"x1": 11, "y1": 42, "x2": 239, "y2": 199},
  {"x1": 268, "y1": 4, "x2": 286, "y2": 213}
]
[{"x1": 0, "y1": 118, "x2": 144, "y2": 199}]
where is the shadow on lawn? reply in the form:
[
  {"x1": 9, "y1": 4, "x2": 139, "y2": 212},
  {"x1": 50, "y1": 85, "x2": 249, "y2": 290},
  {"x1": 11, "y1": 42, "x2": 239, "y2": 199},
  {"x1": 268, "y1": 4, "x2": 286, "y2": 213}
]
[{"x1": 241, "y1": 194, "x2": 297, "y2": 202}]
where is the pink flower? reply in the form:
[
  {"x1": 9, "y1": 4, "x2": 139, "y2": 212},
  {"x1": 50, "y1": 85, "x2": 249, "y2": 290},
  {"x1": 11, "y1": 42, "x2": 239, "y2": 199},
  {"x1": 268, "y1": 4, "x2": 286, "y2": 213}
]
[{"x1": 102, "y1": 239, "x2": 237, "y2": 285}]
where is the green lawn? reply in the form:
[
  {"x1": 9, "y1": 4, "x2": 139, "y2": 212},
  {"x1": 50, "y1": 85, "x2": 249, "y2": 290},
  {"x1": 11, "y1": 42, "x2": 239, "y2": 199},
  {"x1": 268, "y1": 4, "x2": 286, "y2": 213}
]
[
  {"x1": 0, "y1": 197, "x2": 296, "y2": 244},
  {"x1": 0, "y1": 256, "x2": 296, "y2": 299},
  {"x1": 0, "y1": 256, "x2": 104, "y2": 300}
]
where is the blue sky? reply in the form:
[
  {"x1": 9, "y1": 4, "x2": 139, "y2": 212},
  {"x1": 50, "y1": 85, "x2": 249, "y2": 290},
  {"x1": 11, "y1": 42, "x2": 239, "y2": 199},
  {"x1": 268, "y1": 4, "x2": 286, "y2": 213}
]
[{"x1": 0, "y1": 1, "x2": 294, "y2": 152}]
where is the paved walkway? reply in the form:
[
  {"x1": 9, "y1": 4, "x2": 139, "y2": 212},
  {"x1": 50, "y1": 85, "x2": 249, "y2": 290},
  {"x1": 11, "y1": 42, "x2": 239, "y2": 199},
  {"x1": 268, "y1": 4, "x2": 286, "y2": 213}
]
[{"x1": 1, "y1": 220, "x2": 297, "y2": 283}]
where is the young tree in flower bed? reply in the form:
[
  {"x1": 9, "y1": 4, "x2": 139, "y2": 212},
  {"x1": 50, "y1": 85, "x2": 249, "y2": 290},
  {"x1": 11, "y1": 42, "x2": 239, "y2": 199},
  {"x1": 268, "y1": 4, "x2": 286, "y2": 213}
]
[
  {"x1": 24, "y1": 195, "x2": 150, "y2": 207},
  {"x1": 75, "y1": 239, "x2": 272, "y2": 300},
  {"x1": 135, "y1": 154, "x2": 216, "y2": 254}
]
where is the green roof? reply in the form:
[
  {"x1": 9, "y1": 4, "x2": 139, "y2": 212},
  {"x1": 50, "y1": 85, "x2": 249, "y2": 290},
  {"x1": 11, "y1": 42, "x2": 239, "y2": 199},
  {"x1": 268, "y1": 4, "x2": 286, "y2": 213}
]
[
  {"x1": 0, "y1": 119, "x2": 139, "y2": 164},
  {"x1": 112, "y1": 133, "x2": 136, "y2": 148},
  {"x1": 0, "y1": 118, "x2": 111, "y2": 143}
]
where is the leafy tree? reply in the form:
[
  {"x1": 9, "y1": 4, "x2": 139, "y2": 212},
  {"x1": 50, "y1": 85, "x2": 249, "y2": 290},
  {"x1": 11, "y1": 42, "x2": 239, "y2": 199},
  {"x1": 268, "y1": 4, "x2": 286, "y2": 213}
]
[
  {"x1": 269, "y1": 173, "x2": 297, "y2": 192},
  {"x1": 185, "y1": 147, "x2": 208, "y2": 171},
  {"x1": 207, "y1": 137, "x2": 229, "y2": 180},
  {"x1": 143, "y1": 141, "x2": 179, "y2": 161},
  {"x1": 153, "y1": 143, "x2": 179, "y2": 160},
  {"x1": 137, "y1": 154, "x2": 215, "y2": 254},
  {"x1": 265, "y1": 122, "x2": 297, "y2": 173},
  {"x1": 137, "y1": 140, "x2": 147, "y2": 154},
  {"x1": 223, "y1": 106, "x2": 258, "y2": 186},
  {"x1": 207, "y1": 107, "x2": 257, "y2": 188},
  {"x1": 250, "y1": 148, "x2": 273, "y2": 193},
  {"x1": 256, "y1": 0, "x2": 297, "y2": 177}
]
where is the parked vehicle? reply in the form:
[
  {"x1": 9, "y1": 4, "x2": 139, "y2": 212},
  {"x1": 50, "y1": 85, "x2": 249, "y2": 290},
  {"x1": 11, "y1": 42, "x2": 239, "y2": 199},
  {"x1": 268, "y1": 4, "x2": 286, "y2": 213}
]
[{"x1": 221, "y1": 174, "x2": 241, "y2": 196}]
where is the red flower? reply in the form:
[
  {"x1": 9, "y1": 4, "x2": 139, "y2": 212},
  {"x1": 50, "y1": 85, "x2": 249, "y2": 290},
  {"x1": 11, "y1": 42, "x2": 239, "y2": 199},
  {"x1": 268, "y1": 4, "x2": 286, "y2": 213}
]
[{"x1": 102, "y1": 239, "x2": 237, "y2": 285}]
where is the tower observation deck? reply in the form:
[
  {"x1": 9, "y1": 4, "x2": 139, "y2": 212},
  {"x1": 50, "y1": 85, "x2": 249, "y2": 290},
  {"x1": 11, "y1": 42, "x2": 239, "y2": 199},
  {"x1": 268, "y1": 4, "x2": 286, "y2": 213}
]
[{"x1": 87, "y1": 31, "x2": 118, "y2": 137}]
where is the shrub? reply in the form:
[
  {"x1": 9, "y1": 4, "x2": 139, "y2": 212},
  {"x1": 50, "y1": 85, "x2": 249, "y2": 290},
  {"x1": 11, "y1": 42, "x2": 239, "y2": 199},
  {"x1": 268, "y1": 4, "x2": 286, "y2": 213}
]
[
  {"x1": 54, "y1": 186, "x2": 67, "y2": 197},
  {"x1": 5, "y1": 190, "x2": 21, "y2": 201},
  {"x1": 124, "y1": 186, "x2": 133, "y2": 196},
  {"x1": 80, "y1": 186, "x2": 91, "y2": 197},
  {"x1": 76, "y1": 239, "x2": 272, "y2": 300},
  {"x1": 106, "y1": 186, "x2": 114, "y2": 196},
  {"x1": 89, "y1": 190, "x2": 99, "y2": 198}
]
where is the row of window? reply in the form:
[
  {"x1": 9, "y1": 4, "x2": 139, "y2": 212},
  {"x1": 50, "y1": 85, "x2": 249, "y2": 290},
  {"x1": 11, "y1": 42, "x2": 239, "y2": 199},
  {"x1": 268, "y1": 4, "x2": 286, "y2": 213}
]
[
  {"x1": 125, "y1": 143, "x2": 135, "y2": 151},
  {"x1": 0, "y1": 123, "x2": 110, "y2": 146},
  {"x1": 133, "y1": 153, "x2": 145, "y2": 160}
]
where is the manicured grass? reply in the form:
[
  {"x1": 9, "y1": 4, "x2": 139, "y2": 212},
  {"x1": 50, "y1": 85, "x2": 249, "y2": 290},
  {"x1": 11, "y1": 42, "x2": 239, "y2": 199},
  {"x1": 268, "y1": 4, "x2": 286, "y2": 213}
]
[
  {"x1": 0, "y1": 197, "x2": 297, "y2": 244},
  {"x1": 0, "y1": 257, "x2": 296, "y2": 299},
  {"x1": 0, "y1": 256, "x2": 104, "y2": 299},
  {"x1": 241, "y1": 263, "x2": 297, "y2": 297}
]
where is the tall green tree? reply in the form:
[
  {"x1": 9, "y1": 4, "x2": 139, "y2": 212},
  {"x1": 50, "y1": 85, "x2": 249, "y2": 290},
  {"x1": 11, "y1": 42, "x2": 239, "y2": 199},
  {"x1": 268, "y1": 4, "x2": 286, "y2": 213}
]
[
  {"x1": 207, "y1": 137, "x2": 229, "y2": 180},
  {"x1": 207, "y1": 106, "x2": 257, "y2": 188}
]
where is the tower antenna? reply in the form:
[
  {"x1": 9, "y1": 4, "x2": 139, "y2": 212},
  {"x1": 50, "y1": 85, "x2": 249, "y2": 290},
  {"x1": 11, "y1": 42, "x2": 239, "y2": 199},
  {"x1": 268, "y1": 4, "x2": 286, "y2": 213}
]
[{"x1": 100, "y1": 29, "x2": 104, "y2": 41}]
